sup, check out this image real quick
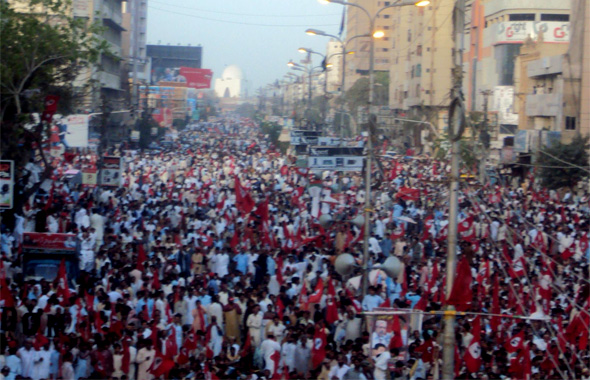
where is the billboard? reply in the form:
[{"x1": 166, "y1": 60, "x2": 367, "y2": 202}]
[
  {"x1": 0, "y1": 160, "x2": 14, "y2": 209},
  {"x1": 179, "y1": 67, "x2": 212, "y2": 89},
  {"x1": 513, "y1": 130, "x2": 529, "y2": 153},
  {"x1": 59, "y1": 114, "x2": 90, "y2": 147},
  {"x1": 290, "y1": 130, "x2": 322, "y2": 145},
  {"x1": 493, "y1": 22, "x2": 570, "y2": 44},
  {"x1": 309, "y1": 146, "x2": 364, "y2": 156},
  {"x1": 23, "y1": 233, "x2": 77, "y2": 252},
  {"x1": 101, "y1": 156, "x2": 122, "y2": 187},
  {"x1": 369, "y1": 312, "x2": 413, "y2": 361},
  {"x1": 308, "y1": 156, "x2": 364, "y2": 171},
  {"x1": 492, "y1": 86, "x2": 518, "y2": 125}
]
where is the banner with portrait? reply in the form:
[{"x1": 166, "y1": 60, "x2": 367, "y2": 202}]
[{"x1": 369, "y1": 309, "x2": 413, "y2": 362}]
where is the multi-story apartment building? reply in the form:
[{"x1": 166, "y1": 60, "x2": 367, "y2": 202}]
[
  {"x1": 122, "y1": 0, "x2": 149, "y2": 91},
  {"x1": 388, "y1": 0, "x2": 454, "y2": 112},
  {"x1": 345, "y1": 0, "x2": 398, "y2": 89},
  {"x1": 464, "y1": 0, "x2": 570, "y2": 124}
]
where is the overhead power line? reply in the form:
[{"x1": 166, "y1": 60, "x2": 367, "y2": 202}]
[
  {"x1": 148, "y1": 5, "x2": 341, "y2": 27},
  {"x1": 149, "y1": 0, "x2": 341, "y2": 18}
]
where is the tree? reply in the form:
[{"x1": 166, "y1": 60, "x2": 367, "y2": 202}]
[
  {"x1": 537, "y1": 136, "x2": 589, "y2": 190},
  {"x1": 0, "y1": 0, "x2": 108, "y2": 216},
  {"x1": 344, "y1": 71, "x2": 389, "y2": 121}
]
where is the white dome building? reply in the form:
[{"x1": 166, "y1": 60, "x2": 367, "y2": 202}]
[{"x1": 214, "y1": 65, "x2": 244, "y2": 98}]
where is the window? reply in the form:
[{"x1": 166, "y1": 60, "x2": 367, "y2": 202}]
[
  {"x1": 416, "y1": 45, "x2": 422, "y2": 56},
  {"x1": 565, "y1": 116, "x2": 576, "y2": 130},
  {"x1": 425, "y1": 90, "x2": 430, "y2": 94},
  {"x1": 427, "y1": 47, "x2": 430, "y2": 52},
  {"x1": 499, "y1": 125, "x2": 517, "y2": 134},
  {"x1": 384, "y1": 1, "x2": 391, "y2": 5},
  {"x1": 384, "y1": 26, "x2": 390, "y2": 30},
  {"x1": 541, "y1": 14, "x2": 569, "y2": 21},
  {"x1": 415, "y1": 64, "x2": 421, "y2": 77},
  {"x1": 383, "y1": 14, "x2": 390, "y2": 19},
  {"x1": 383, "y1": 37, "x2": 389, "y2": 41},
  {"x1": 382, "y1": 48, "x2": 389, "y2": 52},
  {"x1": 426, "y1": 68, "x2": 430, "y2": 73},
  {"x1": 509, "y1": 13, "x2": 535, "y2": 21}
]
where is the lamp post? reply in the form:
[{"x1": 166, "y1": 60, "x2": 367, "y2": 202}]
[
  {"x1": 306, "y1": 29, "x2": 369, "y2": 138},
  {"x1": 322, "y1": 0, "x2": 430, "y2": 300},
  {"x1": 288, "y1": 59, "x2": 325, "y2": 129}
]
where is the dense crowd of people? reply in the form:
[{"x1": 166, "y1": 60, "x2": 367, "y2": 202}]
[{"x1": 0, "y1": 118, "x2": 589, "y2": 380}]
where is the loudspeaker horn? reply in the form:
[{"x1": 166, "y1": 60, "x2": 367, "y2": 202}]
[
  {"x1": 378, "y1": 256, "x2": 402, "y2": 279},
  {"x1": 351, "y1": 215, "x2": 364, "y2": 227},
  {"x1": 319, "y1": 214, "x2": 333, "y2": 228},
  {"x1": 334, "y1": 253, "x2": 356, "y2": 276}
]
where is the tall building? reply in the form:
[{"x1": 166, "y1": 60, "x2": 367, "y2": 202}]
[
  {"x1": 345, "y1": 0, "x2": 398, "y2": 89},
  {"x1": 71, "y1": 0, "x2": 126, "y2": 110},
  {"x1": 464, "y1": 0, "x2": 571, "y2": 113},
  {"x1": 325, "y1": 40, "x2": 345, "y2": 94},
  {"x1": 122, "y1": 0, "x2": 149, "y2": 88},
  {"x1": 388, "y1": 0, "x2": 454, "y2": 112}
]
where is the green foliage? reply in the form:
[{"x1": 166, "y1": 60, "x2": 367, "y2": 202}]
[
  {"x1": 1, "y1": 0, "x2": 108, "y2": 176},
  {"x1": 260, "y1": 121, "x2": 282, "y2": 147},
  {"x1": 344, "y1": 71, "x2": 389, "y2": 120},
  {"x1": 537, "y1": 136, "x2": 589, "y2": 190}
]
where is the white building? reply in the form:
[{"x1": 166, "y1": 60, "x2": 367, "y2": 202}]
[{"x1": 215, "y1": 65, "x2": 244, "y2": 98}]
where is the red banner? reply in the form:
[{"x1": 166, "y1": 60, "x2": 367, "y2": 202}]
[
  {"x1": 23, "y1": 233, "x2": 77, "y2": 251},
  {"x1": 179, "y1": 67, "x2": 212, "y2": 89},
  {"x1": 41, "y1": 95, "x2": 60, "y2": 123}
]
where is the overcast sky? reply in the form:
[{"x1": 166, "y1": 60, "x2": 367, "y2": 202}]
[{"x1": 147, "y1": 0, "x2": 344, "y2": 95}]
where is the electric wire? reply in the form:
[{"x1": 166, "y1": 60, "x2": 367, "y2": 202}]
[{"x1": 148, "y1": 5, "x2": 341, "y2": 27}]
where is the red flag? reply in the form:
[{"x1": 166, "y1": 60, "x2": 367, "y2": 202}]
[
  {"x1": 457, "y1": 216, "x2": 474, "y2": 233},
  {"x1": 299, "y1": 282, "x2": 309, "y2": 311},
  {"x1": 390, "y1": 315, "x2": 404, "y2": 349},
  {"x1": 505, "y1": 330, "x2": 524, "y2": 353},
  {"x1": 183, "y1": 331, "x2": 197, "y2": 351},
  {"x1": 56, "y1": 258, "x2": 70, "y2": 306},
  {"x1": 241, "y1": 332, "x2": 252, "y2": 356},
  {"x1": 152, "y1": 268, "x2": 161, "y2": 290},
  {"x1": 379, "y1": 298, "x2": 391, "y2": 308},
  {"x1": 308, "y1": 278, "x2": 324, "y2": 303},
  {"x1": 234, "y1": 176, "x2": 255, "y2": 214},
  {"x1": 276, "y1": 296, "x2": 285, "y2": 320},
  {"x1": 463, "y1": 316, "x2": 482, "y2": 373},
  {"x1": 311, "y1": 326, "x2": 327, "y2": 369},
  {"x1": 230, "y1": 229, "x2": 240, "y2": 252},
  {"x1": 490, "y1": 276, "x2": 500, "y2": 332},
  {"x1": 488, "y1": 191, "x2": 501, "y2": 203},
  {"x1": 390, "y1": 224, "x2": 405, "y2": 240},
  {"x1": 413, "y1": 290, "x2": 429, "y2": 311},
  {"x1": 0, "y1": 266, "x2": 14, "y2": 308},
  {"x1": 395, "y1": 187, "x2": 420, "y2": 201},
  {"x1": 325, "y1": 279, "x2": 339, "y2": 324},
  {"x1": 164, "y1": 332, "x2": 178, "y2": 359},
  {"x1": 121, "y1": 337, "x2": 131, "y2": 374},
  {"x1": 150, "y1": 351, "x2": 175, "y2": 378},
  {"x1": 136, "y1": 244, "x2": 147, "y2": 271},
  {"x1": 415, "y1": 338, "x2": 435, "y2": 363},
  {"x1": 41, "y1": 95, "x2": 60, "y2": 123},
  {"x1": 446, "y1": 258, "x2": 472, "y2": 311},
  {"x1": 271, "y1": 350, "x2": 281, "y2": 379}
]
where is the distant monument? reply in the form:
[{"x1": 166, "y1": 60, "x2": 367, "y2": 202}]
[{"x1": 214, "y1": 65, "x2": 244, "y2": 98}]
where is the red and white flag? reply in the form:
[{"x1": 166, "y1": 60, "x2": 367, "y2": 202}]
[{"x1": 464, "y1": 316, "x2": 482, "y2": 373}]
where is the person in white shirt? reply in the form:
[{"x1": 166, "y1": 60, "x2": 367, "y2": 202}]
[
  {"x1": 247, "y1": 305, "x2": 263, "y2": 347},
  {"x1": 260, "y1": 334, "x2": 282, "y2": 376},
  {"x1": 372, "y1": 344, "x2": 391, "y2": 380},
  {"x1": 328, "y1": 356, "x2": 351, "y2": 380}
]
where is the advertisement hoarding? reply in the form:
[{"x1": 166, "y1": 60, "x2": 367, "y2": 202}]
[
  {"x1": 100, "y1": 156, "x2": 122, "y2": 187},
  {"x1": 60, "y1": 114, "x2": 90, "y2": 147},
  {"x1": 23, "y1": 233, "x2": 77, "y2": 252},
  {"x1": 493, "y1": 21, "x2": 570, "y2": 44},
  {"x1": 179, "y1": 67, "x2": 213, "y2": 89},
  {"x1": 0, "y1": 160, "x2": 14, "y2": 209}
]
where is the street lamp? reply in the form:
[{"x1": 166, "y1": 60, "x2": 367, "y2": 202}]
[
  {"x1": 306, "y1": 29, "x2": 369, "y2": 138},
  {"x1": 321, "y1": 0, "x2": 429, "y2": 305}
]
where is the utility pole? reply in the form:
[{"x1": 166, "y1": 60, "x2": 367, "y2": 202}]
[
  {"x1": 131, "y1": 0, "x2": 141, "y2": 118},
  {"x1": 442, "y1": 0, "x2": 466, "y2": 377},
  {"x1": 480, "y1": 90, "x2": 492, "y2": 184}
]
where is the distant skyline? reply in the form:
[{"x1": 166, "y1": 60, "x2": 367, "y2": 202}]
[{"x1": 146, "y1": 0, "x2": 344, "y2": 95}]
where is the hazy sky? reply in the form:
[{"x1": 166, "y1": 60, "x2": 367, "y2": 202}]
[{"x1": 146, "y1": 0, "x2": 345, "y2": 95}]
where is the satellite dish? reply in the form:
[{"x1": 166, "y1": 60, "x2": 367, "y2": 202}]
[
  {"x1": 334, "y1": 253, "x2": 356, "y2": 276},
  {"x1": 379, "y1": 256, "x2": 402, "y2": 279},
  {"x1": 319, "y1": 214, "x2": 333, "y2": 228},
  {"x1": 351, "y1": 215, "x2": 364, "y2": 227}
]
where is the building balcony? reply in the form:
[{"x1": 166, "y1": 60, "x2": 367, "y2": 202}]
[{"x1": 525, "y1": 93, "x2": 562, "y2": 117}]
